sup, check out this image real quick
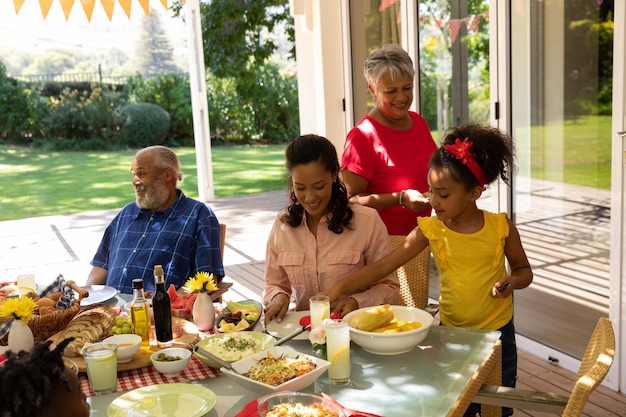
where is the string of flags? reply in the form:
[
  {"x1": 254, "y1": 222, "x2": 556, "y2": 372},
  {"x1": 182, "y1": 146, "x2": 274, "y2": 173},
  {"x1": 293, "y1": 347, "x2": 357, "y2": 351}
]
[{"x1": 10, "y1": 0, "x2": 179, "y2": 22}]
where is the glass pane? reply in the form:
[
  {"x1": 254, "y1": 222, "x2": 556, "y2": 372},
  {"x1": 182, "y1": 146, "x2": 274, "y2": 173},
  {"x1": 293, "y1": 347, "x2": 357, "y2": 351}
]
[
  {"x1": 418, "y1": 0, "x2": 490, "y2": 140},
  {"x1": 511, "y1": 1, "x2": 613, "y2": 359},
  {"x1": 349, "y1": 0, "x2": 403, "y2": 122}
]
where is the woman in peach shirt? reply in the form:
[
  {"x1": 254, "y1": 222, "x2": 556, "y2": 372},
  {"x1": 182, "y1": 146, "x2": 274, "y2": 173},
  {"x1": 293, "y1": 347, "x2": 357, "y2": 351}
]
[{"x1": 262, "y1": 134, "x2": 399, "y2": 324}]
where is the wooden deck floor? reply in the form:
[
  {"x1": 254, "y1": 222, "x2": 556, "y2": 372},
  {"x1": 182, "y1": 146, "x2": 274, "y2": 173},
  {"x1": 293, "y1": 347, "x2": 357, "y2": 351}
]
[{"x1": 211, "y1": 190, "x2": 626, "y2": 416}]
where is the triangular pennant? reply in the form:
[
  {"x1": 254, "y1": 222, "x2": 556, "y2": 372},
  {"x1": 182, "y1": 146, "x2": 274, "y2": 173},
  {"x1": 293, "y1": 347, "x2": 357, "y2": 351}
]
[
  {"x1": 160, "y1": 0, "x2": 169, "y2": 10},
  {"x1": 118, "y1": 0, "x2": 132, "y2": 19},
  {"x1": 138, "y1": 0, "x2": 150, "y2": 16},
  {"x1": 13, "y1": 0, "x2": 26, "y2": 14},
  {"x1": 449, "y1": 19, "x2": 462, "y2": 44},
  {"x1": 100, "y1": 0, "x2": 115, "y2": 21},
  {"x1": 80, "y1": 0, "x2": 96, "y2": 22},
  {"x1": 60, "y1": 0, "x2": 75, "y2": 21},
  {"x1": 378, "y1": 0, "x2": 399, "y2": 12},
  {"x1": 469, "y1": 15, "x2": 481, "y2": 33},
  {"x1": 38, "y1": 0, "x2": 54, "y2": 20}
]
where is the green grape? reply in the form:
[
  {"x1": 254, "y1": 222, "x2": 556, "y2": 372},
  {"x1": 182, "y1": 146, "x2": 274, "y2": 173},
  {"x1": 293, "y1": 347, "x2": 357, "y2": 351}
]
[
  {"x1": 121, "y1": 326, "x2": 132, "y2": 334},
  {"x1": 116, "y1": 317, "x2": 125, "y2": 327},
  {"x1": 115, "y1": 327, "x2": 123, "y2": 335}
]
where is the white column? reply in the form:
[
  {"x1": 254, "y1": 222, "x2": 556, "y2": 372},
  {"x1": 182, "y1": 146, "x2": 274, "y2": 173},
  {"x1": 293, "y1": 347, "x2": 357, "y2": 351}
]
[{"x1": 185, "y1": 0, "x2": 214, "y2": 202}]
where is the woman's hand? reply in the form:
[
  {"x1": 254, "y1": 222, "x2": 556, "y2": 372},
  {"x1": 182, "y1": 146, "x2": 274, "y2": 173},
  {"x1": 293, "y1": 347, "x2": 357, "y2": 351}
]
[
  {"x1": 263, "y1": 293, "x2": 289, "y2": 325},
  {"x1": 401, "y1": 189, "x2": 431, "y2": 212},
  {"x1": 492, "y1": 277, "x2": 512, "y2": 298},
  {"x1": 333, "y1": 297, "x2": 358, "y2": 317}
]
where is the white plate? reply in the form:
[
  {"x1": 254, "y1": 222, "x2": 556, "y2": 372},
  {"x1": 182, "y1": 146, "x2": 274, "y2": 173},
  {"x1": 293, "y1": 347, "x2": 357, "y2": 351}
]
[
  {"x1": 265, "y1": 310, "x2": 310, "y2": 340},
  {"x1": 107, "y1": 383, "x2": 216, "y2": 417},
  {"x1": 77, "y1": 285, "x2": 118, "y2": 306},
  {"x1": 220, "y1": 346, "x2": 331, "y2": 394}
]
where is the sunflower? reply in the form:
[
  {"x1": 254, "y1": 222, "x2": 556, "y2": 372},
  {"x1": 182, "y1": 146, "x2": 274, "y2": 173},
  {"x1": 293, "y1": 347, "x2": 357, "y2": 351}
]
[
  {"x1": 1, "y1": 296, "x2": 37, "y2": 321},
  {"x1": 184, "y1": 272, "x2": 218, "y2": 294}
]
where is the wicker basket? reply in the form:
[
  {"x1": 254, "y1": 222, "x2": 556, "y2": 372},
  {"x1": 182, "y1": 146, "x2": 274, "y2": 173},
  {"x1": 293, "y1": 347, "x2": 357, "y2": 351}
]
[{"x1": 0, "y1": 280, "x2": 89, "y2": 345}]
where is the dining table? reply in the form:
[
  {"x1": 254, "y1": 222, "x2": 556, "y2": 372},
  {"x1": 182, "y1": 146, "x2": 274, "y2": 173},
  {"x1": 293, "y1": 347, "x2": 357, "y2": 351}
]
[{"x1": 86, "y1": 294, "x2": 503, "y2": 417}]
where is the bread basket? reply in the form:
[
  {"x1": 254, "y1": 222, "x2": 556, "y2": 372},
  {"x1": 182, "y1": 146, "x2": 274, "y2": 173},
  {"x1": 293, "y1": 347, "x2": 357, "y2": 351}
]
[{"x1": 0, "y1": 280, "x2": 89, "y2": 345}]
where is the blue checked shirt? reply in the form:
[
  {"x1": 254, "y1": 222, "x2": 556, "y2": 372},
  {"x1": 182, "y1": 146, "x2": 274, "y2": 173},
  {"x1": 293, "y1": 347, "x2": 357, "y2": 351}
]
[{"x1": 91, "y1": 190, "x2": 224, "y2": 294}]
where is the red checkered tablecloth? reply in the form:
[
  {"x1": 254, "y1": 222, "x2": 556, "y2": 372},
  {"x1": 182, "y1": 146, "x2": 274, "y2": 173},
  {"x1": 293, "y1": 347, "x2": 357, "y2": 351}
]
[{"x1": 79, "y1": 354, "x2": 221, "y2": 397}]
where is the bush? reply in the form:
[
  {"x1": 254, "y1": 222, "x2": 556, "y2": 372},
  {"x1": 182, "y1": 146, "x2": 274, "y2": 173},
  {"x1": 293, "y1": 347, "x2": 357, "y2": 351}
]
[
  {"x1": 124, "y1": 74, "x2": 193, "y2": 146},
  {"x1": 41, "y1": 86, "x2": 122, "y2": 142},
  {"x1": 118, "y1": 103, "x2": 170, "y2": 147},
  {"x1": 0, "y1": 61, "x2": 46, "y2": 143}
]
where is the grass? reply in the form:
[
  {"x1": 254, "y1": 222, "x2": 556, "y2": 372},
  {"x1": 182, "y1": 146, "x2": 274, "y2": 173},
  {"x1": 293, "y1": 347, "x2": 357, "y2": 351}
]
[
  {"x1": 0, "y1": 144, "x2": 288, "y2": 221},
  {"x1": 0, "y1": 115, "x2": 613, "y2": 221}
]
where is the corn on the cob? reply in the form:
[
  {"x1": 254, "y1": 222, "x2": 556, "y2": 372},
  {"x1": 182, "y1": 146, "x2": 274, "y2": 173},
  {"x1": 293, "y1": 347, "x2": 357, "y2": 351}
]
[
  {"x1": 348, "y1": 304, "x2": 394, "y2": 331},
  {"x1": 375, "y1": 321, "x2": 423, "y2": 333}
]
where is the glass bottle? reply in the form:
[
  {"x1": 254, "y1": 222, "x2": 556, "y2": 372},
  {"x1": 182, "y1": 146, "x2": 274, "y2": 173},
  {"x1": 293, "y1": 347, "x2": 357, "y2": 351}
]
[
  {"x1": 152, "y1": 265, "x2": 173, "y2": 347},
  {"x1": 130, "y1": 278, "x2": 151, "y2": 350}
]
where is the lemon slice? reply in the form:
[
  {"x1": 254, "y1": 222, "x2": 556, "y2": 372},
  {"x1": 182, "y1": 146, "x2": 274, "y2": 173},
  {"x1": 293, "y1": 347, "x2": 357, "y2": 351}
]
[{"x1": 330, "y1": 345, "x2": 349, "y2": 364}]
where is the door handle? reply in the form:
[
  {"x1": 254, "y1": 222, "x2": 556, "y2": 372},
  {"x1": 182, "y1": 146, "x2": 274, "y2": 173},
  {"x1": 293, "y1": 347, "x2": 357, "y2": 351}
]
[{"x1": 618, "y1": 131, "x2": 626, "y2": 136}]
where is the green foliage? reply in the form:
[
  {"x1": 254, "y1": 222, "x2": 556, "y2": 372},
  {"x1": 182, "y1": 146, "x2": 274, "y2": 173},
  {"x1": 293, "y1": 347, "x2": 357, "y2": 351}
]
[
  {"x1": 41, "y1": 87, "x2": 122, "y2": 144},
  {"x1": 0, "y1": 61, "x2": 46, "y2": 142},
  {"x1": 124, "y1": 74, "x2": 193, "y2": 145},
  {"x1": 133, "y1": 9, "x2": 180, "y2": 76},
  {"x1": 118, "y1": 103, "x2": 171, "y2": 148}
]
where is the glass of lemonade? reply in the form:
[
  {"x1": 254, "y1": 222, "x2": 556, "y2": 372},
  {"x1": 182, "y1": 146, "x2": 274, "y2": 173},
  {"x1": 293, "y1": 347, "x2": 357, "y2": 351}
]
[
  {"x1": 324, "y1": 318, "x2": 350, "y2": 385},
  {"x1": 309, "y1": 295, "x2": 330, "y2": 329},
  {"x1": 83, "y1": 342, "x2": 118, "y2": 393}
]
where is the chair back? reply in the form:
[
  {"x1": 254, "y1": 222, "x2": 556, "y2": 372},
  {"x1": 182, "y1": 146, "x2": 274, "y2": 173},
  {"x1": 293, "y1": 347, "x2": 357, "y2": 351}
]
[
  {"x1": 563, "y1": 317, "x2": 615, "y2": 417},
  {"x1": 388, "y1": 235, "x2": 430, "y2": 309},
  {"x1": 219, "y1": 223, "x2": 226, "y2": 259}
]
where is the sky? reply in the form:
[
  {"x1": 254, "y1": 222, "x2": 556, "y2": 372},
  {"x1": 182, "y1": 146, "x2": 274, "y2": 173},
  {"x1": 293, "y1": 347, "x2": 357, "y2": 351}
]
[{"x1": 0, "y1": 1, "x2": 188, "y2": 57}]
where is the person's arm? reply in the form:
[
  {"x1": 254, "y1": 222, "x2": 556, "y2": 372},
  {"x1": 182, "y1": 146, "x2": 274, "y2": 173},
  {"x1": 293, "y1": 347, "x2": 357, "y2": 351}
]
[
  {"x1": 321, "y1": 227, "x2": 428, "y2": 303},
  {"x1": 262, "y1": 219, "x2": 293, "y2": 324},
  {"x1": 493, "y1": 218, "x2": 533, "y2": 297},
  {"x1": 342, "y1": 169, "x2": 431, "y2": 213},
  {"x1": 86, "y1": 266, "x2": 107, "y2": 286}
]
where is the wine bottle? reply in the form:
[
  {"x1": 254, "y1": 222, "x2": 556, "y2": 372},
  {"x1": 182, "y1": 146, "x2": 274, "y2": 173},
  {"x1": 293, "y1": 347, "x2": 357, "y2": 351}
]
[
  {"x1": 130, "y1": 278, "x2": 151, "y2": 350},
  {"x1": 152, "y1": 265, "x2": 173, "y2": 347}
]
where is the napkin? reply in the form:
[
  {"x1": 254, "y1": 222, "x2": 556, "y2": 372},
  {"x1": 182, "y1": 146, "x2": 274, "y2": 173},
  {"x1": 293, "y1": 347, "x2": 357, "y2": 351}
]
[{"x1": 235, "y1": 394, "x2": 383, "y2": 417}]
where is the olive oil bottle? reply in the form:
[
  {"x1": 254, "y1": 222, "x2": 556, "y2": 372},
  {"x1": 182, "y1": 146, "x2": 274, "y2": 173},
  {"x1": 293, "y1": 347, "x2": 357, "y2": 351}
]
[{"x1": 130, "y1": 278, "x2": 151, "y2": 350}]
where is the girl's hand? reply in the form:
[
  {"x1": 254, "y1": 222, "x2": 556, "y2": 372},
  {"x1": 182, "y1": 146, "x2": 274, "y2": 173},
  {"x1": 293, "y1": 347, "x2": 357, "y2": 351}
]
[
  {"x1": 492, "y1": 279, "x2": 511, "y2": 298},
  {"x1": 263, "y1": 293, "x2": 289, "y2": 325}
]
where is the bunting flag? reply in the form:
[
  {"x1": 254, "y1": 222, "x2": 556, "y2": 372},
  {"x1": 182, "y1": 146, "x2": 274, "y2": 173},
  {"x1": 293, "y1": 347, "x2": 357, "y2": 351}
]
[
  {"x1": 448, "y1": 18, "x2": 462, "y2": 44},
  {"x1": 378, "y1": 0, "x2": 399, "y2": 12},
  {"x1": 11, "y1": 0, "x2": 180, "y2": 22}
]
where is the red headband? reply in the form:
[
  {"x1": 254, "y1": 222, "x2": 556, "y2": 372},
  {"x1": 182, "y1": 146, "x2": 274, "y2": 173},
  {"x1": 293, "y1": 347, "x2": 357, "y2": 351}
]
[{"x1": 443, "y1": 137, "x2": 487, "y2": 186}]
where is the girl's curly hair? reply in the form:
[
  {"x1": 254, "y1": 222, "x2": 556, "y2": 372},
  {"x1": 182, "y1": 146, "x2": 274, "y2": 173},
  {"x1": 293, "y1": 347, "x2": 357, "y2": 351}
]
[{"x1": 0, "y1": 337, "x2": 74, "y2": 417}]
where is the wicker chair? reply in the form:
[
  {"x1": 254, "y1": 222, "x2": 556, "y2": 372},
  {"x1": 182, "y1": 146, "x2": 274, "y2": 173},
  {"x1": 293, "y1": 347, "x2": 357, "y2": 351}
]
[
  {"x1": 388, "y1": 235, "x2": 430, "y2": 310},
  {"x1": 473, "y1": 317, "x2": 616, "y2": 416}
]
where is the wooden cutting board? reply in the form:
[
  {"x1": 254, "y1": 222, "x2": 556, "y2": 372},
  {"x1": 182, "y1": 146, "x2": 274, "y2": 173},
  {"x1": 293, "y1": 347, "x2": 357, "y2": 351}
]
[{"x1": 52, "y1": 317, "x2": 199, "y2": 373}]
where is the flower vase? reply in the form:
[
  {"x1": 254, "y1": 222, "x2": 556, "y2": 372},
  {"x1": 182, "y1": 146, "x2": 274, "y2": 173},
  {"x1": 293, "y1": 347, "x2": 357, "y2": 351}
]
[
  {"x1": 8, "y1": 319, "x2": 34, "y2": 353},
  {"x1": 192, "y1": 292, "x2": 215, "y2": 331}
]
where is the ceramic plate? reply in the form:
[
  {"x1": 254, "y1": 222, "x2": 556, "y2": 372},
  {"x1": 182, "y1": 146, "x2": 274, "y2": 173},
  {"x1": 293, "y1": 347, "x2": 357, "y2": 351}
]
[
  {"x1": 220, "y1": 346, "x2": 331, "y2": 394},
  {"x1": 107, "y1": 383, "x2": 216, "y2": 417},
  {"x1": 265, "y1": 310, "x2": 310, "y2": 340},
  {"x1": 78, "y1": 285, "x2": 118, "y2": 306},
  {"x1": 215, "y1": 299, "x2": 263, "y2": 332}
]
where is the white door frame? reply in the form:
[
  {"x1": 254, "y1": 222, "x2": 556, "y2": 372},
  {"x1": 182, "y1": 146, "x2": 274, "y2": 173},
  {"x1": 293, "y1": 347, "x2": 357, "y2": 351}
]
[{"x1": 609, "y1": 0, "x2": 625, "y2": 393}]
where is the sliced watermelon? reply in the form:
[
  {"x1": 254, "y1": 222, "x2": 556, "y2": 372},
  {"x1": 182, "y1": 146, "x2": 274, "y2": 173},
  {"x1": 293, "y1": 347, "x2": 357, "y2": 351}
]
[{"x1": 166, "y1": 284, "x2": 178, "y2": 301}]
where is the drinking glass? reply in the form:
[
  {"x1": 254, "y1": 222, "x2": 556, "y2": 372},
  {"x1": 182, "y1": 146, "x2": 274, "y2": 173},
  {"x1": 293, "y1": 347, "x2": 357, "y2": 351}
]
[
  {"x1": 309, "y1": 295, "x2": 330, "y2": 329},
  {"x1": 324, "y1": 318, "x2": 350, "y2": 385},
  {"x1": 16, "y1": 273, "x2": 36, "y2": 296},
  {"x1": 83, "y1": 342, "x2": 118, "y2": 393}
]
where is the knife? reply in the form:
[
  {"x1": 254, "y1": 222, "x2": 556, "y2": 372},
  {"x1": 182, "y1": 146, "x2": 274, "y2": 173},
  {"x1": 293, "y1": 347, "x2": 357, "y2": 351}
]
[{"x1": 274, "y1": 325, "x2": 309, "y2": 346}]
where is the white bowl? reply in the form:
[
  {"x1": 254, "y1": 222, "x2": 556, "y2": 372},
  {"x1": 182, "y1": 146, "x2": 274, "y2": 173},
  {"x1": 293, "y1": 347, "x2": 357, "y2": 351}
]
[
  {"x1": 102, "y1": 334, "x2": 142, "y2": 363},
  {"x1": 343, "y1": 305, "x2": 433, "y2": 355},
  {"x1": 220, "y1": 346, "x2": 331, "y2": 394},
  {"x1": 150, "y1": 347, "x2": 192, "y2": 377},
  {"x1": 257, "y1": 392, "x2": 346, "y2": 417}
]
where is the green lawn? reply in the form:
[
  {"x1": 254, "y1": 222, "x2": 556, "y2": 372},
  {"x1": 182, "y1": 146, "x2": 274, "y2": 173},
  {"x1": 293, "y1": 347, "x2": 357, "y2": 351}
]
[{"x1": 0, "y1": 144, "x2": 288, "y2": 221}]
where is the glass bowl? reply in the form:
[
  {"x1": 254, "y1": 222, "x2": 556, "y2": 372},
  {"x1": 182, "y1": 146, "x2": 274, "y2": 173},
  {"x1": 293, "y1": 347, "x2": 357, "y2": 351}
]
[{"x1": 257, "y1": 392, "x2": 345, "y2": 417}]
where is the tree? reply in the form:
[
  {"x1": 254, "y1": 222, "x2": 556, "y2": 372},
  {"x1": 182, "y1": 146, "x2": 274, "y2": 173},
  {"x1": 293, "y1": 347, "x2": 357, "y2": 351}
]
[{"x1": 133, "y1": 9, "x2": 180, "y2": 77}]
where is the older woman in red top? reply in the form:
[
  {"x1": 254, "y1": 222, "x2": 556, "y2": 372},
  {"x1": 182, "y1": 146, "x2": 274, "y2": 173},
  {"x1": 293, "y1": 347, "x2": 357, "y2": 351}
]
[{"x1": 342, "y1": 44, "x2": 436, "y2": 235}]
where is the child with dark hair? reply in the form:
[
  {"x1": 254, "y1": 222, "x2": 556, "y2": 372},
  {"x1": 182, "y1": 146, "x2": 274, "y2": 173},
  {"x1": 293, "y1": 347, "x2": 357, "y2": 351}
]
[
  {"x1": 0, "y1": 338, "x2": 90, "y2": 417},
  {"x1": 321, "y1": 124, "x2": 533, "y2": 417},
  {"x1": 263, "y1": 134, "x2": 399, "y2": 324}
]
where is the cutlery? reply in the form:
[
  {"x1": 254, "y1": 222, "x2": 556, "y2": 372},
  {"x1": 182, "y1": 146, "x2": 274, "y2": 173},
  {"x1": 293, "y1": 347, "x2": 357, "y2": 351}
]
[{"x1": 274, "y1": 324, "x2": 310, "y2": 346}]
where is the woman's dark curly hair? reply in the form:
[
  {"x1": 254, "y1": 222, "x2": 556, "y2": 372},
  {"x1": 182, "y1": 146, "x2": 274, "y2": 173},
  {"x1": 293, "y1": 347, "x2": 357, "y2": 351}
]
[
  {"x1": 0, "y1": 337, "x2": 74, "y2": 417},
  {"x1": 282, "y1": 134, "x2": 353, "y2": 233},
  {"x1": 430, "y1": 123, "x2": 514, "y2": 190}
]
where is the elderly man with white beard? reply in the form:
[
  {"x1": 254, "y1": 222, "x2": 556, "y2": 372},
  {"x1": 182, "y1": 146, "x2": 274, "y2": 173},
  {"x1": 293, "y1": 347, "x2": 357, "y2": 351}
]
[{"x1": 86, "y1": 145, "x2": 224, "y2": 294}]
